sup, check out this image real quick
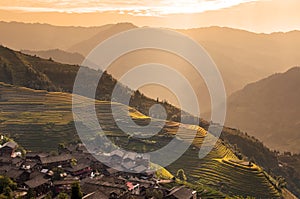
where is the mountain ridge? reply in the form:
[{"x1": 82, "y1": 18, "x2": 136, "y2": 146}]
[
  {"x1": 226, "y1": 66, "x2": 300, "y2": 153},
  {"x1": 3, "y1": 21, "x2": 300, "y2": 113},
  {"x1": 21, "y1": 49, "x2": 85, "y2": 65}
]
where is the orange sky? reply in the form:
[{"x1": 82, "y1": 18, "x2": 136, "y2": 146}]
[{"x1": 0, "y1": 0, "x2": 300, "y2": 33}]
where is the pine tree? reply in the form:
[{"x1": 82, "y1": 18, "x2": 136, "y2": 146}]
[{"x1": 71, "y1": 182, "x2": 83, "y2": 199}]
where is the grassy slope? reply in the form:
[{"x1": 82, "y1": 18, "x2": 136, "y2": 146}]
[
  {"x1": 219, "y1": 127, "x2": 300, "y2": 197},
  {"x1": 0, "y1": 82, "x2": 281, "y2": 198},
  {"x1": 226, "y1": 67, "x2": 300, "y2": 153},
  {"x1": 0, "y1": 45, "x2": 193, "y2": 123},
  {"x1": 1, "y1": 45, "x2": 298, "y2": 197}
]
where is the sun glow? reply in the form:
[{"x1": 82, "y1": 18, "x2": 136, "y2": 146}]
[{"x1": 0, "y1": 0, "x2": 258, "y2": 15}]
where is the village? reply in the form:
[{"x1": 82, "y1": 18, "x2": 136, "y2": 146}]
[{"x1": 0, "y1": 138, "x2": 198, "y2": 199}]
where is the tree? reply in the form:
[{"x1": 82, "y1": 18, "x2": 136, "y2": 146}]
[
  {"x1": 71, "y1": 182, "x2": 82, "y2": 199},
  {"x1": 176, "y1": 169, "x2": 187, "y2": 181},
  {"x1": 58, "y1": 192, "x2": 69, "y2": 199},
  {"x1": 58, "y1": 143, "x2": 66, "y2": 154},
  {"x1": 276, "y1": 176, "x2": 287, "y2": 189},
  {"x1": 0, "y1": 176, "x2": 16, "y2": 193},
  {"x1": 145, "y1": 189, "x2": 163, "y2": 199},
  {"x1": 50, "y1": 150, "x2": 58, "y2": 156},
  {"x1": 3, "y1": 187, "x2": 13, "y2": 199},
  {"x1": 26, "y1": 188, "x2": 36, "y2": 199},
  {"x1": 45, "y1": 192, "x2": 53, "y2": 199}
]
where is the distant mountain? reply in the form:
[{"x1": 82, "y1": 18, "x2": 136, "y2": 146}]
[
  {"x1": 68, "y1": 22, "x2": 137, "y2": 56},
  {"x1": 2, "y1": 22, "x2": 300, "y2": 113},
  {"x1": 21, "y1": 49, "x2": 85, "y2": 65},
  {"x1": 0, "y1": 45, "x2": 299, "y2": 198},
  {"x1": 226, "y1": 67, "x2": 300, "y2": 153},
  {"x1": 0, "y1": 21, "x2": 112, "y2": 50},
  {"x1": 0, "y1": 45, "x2": 191, "y2": 122},
  {"x1": 50, "y1": 24, "x2": 300, "y2": 113}
]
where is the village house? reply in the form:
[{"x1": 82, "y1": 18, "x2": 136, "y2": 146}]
[
  {"x1": 40, "y1": 154, "x2": 73, "y2": 168},
  {"x1": 64, "y1": 163, "x2": 92, "y2": 177},
  {"x1": 82, "y1": 190, "x2": 109, "y2": 199},
  {"x1": 26, "y1": 152, "x2": 49, "y2": 160},
  {"x1": 0, "y1": 156, "x2": 13, "y2": 166},
  {"x1": 24, "y1": 174, "x2": 52, "y2": 197},
  {"x1": 0, "y1": 141, "x2": 17, "y2": 157},
  {"x1": 136, "y1": 153, "x2": 150, "y2": 168},
  {"x1": 0, "y1": 141, "x2": 199, "y2": 199},
  {"x1": 166, "y1": 186, "x2": 197, "y2": 199},
  {"x1": 53, "y1": 178, "x2": 79, "y2": 194},
  {"x1": 80, "y1": 177, "x2": 128, "y2": 198},
  {"x1": 110, "y1": 149, "x2": 125, "y2": 165},
  {"x1": 6, "y1": 168, "x2": 30, "y2": 183}
]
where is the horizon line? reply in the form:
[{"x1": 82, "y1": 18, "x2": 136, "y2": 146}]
[{"x1": 1, "y1": 20, "x2": 300, "y2": 35}]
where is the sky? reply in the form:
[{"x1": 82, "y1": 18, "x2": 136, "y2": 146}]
[
  {"x1": 0, "y1": 0, "x2": 257, "y2": 15},
  {"x1": 0, "y1": 0, "x2": 300, "y2": 33}
]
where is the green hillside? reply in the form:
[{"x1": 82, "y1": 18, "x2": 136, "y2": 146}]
[
  {"x1": 0, "y1": 82, "x2": 282, "y2": 198},
  {"x1": 0, "y1": 45, "x2": 193, "y2": 123},
  {"x1": 0, "y1": 45, "x2": 298, "y2": 197}
]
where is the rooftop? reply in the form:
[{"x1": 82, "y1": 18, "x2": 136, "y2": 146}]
[
  {"x1": 167, "y1": 186, "x2": 195, "y2": 199},
  {"x1": 25, "y1": 176, "x2": 49, "y2": 189},
  {"x1": 1, "y1": 141, "x2": 17, "y2": 149},
  {"x1": 40, "y1": 154, "x2": 72, "y2": 164}
]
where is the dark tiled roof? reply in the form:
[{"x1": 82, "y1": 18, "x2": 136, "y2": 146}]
[
  {"x1": 65, "y1": 163, "x2": 90, "y2": 172},
  {"x1": 40, "y1": 154, "x2": 72, "y2": 164},
  {"x1": 12, "y1": 157, "x2": 23, "y2": 165},
  {"x1": 1, "y1": 141, "x2": 17, "y2": 149},
  {"x1": 6, "y1": 169, "x2": 24, "y2": 179},
  {"x1": 25, "y1": 161, "x2": 37, "y2": 168},
  {"x1": 25, "y1": 176, "x2": 49, "y2": 188},
  {"x1": 110, "y1": 150, "x2": 124, "y2": 158},
  {"x1": 53, "y1": 180, "x2": 79, "y2": 186},
  {"x1": 26, "y1": 152, "x2": 49, "y2": 159},
  {"x1": 123, "y1": 152, "x2": 137, "y2": 161},
  {"x1": 133, "y1": 165, "x2": 147, "y2": 173},
  {"x1": 0, "y1": 157, "x2": 12, "y2": 164},
  {"x1": 83, "y1": 190, "x2": 109, "y2": 199},
  {"x1": 0, "y1": 165, "x2": 11, "y2": 173},
  {"x1": 167, "y1": 186, "x2": 194, "y2": 199},
  {"x1": 105, "y1": 168, "x2": 119, "y2": 175},
  {"x1": 122, "y1": 161, "x2": 135, "y2": 170},
  {"x1": 137, "y1": 153, "x2": 150, "y2": 160}
]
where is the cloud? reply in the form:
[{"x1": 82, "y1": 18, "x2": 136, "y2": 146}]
[{"x1": 0, "y1": 0, "x2": 258, "y2": 15}]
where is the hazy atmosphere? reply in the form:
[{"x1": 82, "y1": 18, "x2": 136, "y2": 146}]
[
  {"x1": 1, "y1": 0, "x2": 300, "y2": 32},
  {"x1": 0, "y1": 0, "x2": 299, "y2": 198}
]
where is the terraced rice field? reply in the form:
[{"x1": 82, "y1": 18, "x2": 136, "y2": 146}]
[{"x1": 0, "y1": 82, "x2": 281, "y2": 198}]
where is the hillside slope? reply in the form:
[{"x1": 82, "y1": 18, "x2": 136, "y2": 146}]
[
  {"x1": 0, "y1": 43, "x2": 298, "y2": 197},
  {"x1": 226, "y1": 67, "x2": 300, "y2": 153},
  {"x1": 21, "y1": 49, "x2": 85, "y2": 65},
  {"x1": 67, "y1": 25, "x2": 300, "y2": 113},
  {"x1": 2, "y1": 22, "x2": 300, "y2": 112},
  {"x1": 0, "y1": 45, "x2": 189, "y2": 122},
  {"x1": 0, "y1": 82, "x2": 282, "y2": 198}
]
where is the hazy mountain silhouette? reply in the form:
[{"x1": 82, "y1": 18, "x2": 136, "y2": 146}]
[
  {"x1": 1, "y1": 44, "x2": 300, "y2": 198},
  {"x1": 21, "y1": 49, "x2": 85, "y2": 65},
  {"x1": 68, "y1": 25, "x2": 300, "y2": 113},
  {"x1": 0, "y1": 21, "x2": 112, "y2": 50},
  {"x1": 1, "y1": 22, "x2": 300, "y2": 114},
  {"x1": 68, "y1": 22, "x2": 137, "y2": 56},
  {"x1": 226, "y1": 67, "x2": 300, "y2": 153}
]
